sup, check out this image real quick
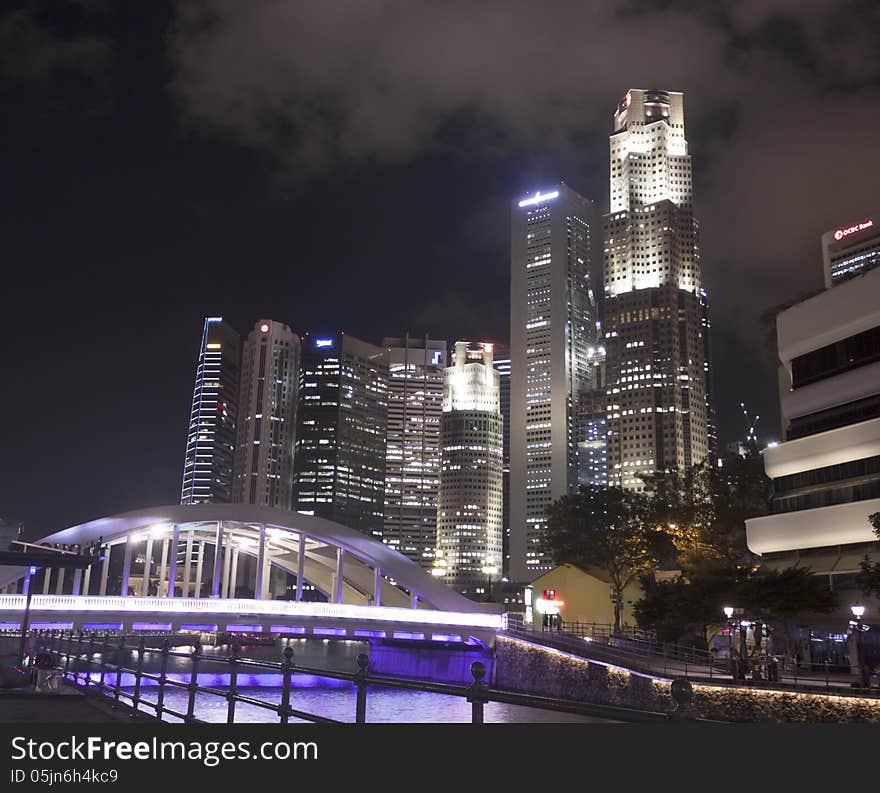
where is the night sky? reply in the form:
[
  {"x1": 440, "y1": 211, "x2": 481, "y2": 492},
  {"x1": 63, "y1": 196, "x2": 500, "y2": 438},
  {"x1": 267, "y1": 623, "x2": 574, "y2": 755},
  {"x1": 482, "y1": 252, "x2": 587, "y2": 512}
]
[{"x1": 3, "y1": 1, "x2": 879, "y2": 536}]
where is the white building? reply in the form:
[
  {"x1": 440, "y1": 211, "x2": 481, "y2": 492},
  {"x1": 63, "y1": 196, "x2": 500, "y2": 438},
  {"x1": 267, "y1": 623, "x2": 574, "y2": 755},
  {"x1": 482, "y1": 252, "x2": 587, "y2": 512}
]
[
  {"x1": 509, "y1": 183, "x2": 598, "y2": 581},
  {"x1": 382, "y1": 336, "x2": 446, "y2": 568},
  {"x1": 746, "y1": 266, "x2": 880, "y2": 612},
  {"x1": 602, "y1": 89, "x2": 712, "y2": 488},
  {"x1": 435, "y1": 342, "x2": 503, "y2": 597},
  {"x1": 232, "y1": 319, "x2": 300, "y2": 509}
]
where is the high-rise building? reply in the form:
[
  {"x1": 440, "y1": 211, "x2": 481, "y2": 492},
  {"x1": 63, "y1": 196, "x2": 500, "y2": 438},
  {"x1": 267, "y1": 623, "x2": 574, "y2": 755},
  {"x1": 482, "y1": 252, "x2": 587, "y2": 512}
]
[
  {"x1": 435, "y1": 341, "x2": 503, "y2": 597},
  {"x1": 382, "y1": 335, "x2": 446, "y2": 567},
  {"x1": 602, "y1": 89, "x2": 712, "y2": 489},
  {"x1": 232, "y1": 319, "x2": 300, "y2": 508},
  {"x1": 821, "y1": 214, "x2": 879, "y2": 287},
  {"x1": 746, "y1": 265, "x2": 880, "y2": 637},
  {"x1": 293, "y1": 333, "x2": 389, "y2": 538},
  {"x1": 492, "y1": 345, "x2": 511, "y2": 578},
  {"x1": 181, "y1": 317, "x2": 241, "y2": 505},
  {"x1": 510, "y1": 183, "x2": 598, "y2": 582},
  {"x1": 577, "y1": 344, "x2": 608, "y2": 489}
]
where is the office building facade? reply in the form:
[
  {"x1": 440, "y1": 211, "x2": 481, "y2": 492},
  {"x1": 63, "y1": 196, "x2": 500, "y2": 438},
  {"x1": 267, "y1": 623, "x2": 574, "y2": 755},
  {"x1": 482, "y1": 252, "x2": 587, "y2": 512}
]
[
  {"x1": 293, "y1": 333, "x2": 389, "y2": 538},
  {"x1": 382, "y1": 335, "x2": 446, "y2": 566},
  {"x1": 181, "y1": 317, "x2": 241, "y2": 505},
  {"x1": 577, "y1": 344, "x2": 609, "y2": 489},
  {"x1": 435, "y1": 342, "x2": 503, "y2": 596},
  {"x1": 492, "y1": 345, "x2": 512, "y2": 578},
  {"x1": 746, "y1": 265, "x2": 880, "y2": 632},
  {"x1": 232, "y1": 319, "x2": 300, "y2": 509},
  {"x1": 602, "y1": 88, "x2": 712, "y2": 489},
  {"x1": 510, "y1": 183, "x2": 598, "y2": 582}
]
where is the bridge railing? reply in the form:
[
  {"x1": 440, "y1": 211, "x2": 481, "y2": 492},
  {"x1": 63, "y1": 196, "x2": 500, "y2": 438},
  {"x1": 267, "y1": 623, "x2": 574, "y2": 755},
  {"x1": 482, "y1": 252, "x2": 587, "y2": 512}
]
[{"x1": 27, "y1": 629, "x2": 701, "y2": 724}]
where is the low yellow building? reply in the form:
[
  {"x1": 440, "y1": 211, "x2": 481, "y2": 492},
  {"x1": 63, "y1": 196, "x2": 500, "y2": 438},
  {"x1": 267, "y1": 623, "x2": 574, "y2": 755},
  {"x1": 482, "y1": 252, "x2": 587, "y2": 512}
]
[{"x1": 529, "y1": 564, "x2": 643, "y2": 628}]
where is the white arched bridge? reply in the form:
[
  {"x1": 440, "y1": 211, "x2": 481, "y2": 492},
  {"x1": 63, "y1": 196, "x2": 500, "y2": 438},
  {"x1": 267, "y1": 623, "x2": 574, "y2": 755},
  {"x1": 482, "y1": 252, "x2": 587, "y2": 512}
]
[{"x1": 0, "y1": 505, "x2": 504, "y2": 646}]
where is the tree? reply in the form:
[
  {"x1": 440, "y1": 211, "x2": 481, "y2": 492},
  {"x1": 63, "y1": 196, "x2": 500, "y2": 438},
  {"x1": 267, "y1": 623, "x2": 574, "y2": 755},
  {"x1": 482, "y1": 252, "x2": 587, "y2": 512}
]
[
  {"x1": 856, "y1": 512, "x2": 880, "y2": 598},
  {"x1": 544, "y1": 485, "x2": 674, "y2": 631}
]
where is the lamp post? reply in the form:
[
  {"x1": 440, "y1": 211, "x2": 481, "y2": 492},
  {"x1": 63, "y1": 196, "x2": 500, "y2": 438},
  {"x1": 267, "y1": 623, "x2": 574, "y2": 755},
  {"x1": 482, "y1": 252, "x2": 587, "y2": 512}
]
[
  {"x1": 738, "y1": 620, "x2": 751, "y2": 681},
  {"x1": 723, "y1": 606, "x2": 734, "y2": 676},
  {"x1": 850, "y1": 605, "x2": 869, "y2": 689},
  {"x1": 481, "y1": 564, "x2": 497, "y2": 603}
]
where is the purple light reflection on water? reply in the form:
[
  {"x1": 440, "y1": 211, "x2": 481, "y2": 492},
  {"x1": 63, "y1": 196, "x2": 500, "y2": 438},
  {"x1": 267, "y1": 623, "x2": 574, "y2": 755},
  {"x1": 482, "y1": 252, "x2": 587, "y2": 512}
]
[{"x1": 115, "y1": 683, "x2": 609, "y2": 724}]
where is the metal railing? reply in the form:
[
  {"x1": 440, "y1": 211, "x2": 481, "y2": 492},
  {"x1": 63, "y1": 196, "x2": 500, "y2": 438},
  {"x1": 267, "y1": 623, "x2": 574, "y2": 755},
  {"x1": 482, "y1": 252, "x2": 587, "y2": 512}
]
[
  {"x1": 26, "y1": 630, "x2": 700, "y2": 724},
  {"x1": 504, "y1": 624, "x2": 880, "y2": 698}
]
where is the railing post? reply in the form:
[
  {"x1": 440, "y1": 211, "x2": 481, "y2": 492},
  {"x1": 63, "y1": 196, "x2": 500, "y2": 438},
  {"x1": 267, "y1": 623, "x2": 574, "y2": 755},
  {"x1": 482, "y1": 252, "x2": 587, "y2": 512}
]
[
  {"x1": 354, "y1": 653, "x2": 369, "y2": 724},
  {"x1": 98, "y1": 633, "x2": 111, "y2": 691},
  {"x1": 156, "y1": 639, "x2": 170, "y2": 721},
  {"x1": 84, "y1": 632, "x2": 96, "y2": 689},
  {"x1": 131, "y1": 637, "x2": 146, "y2": 718},
  {"x1": 112, "y1": 634, "x2": 126, "y2": 705},
  {"x1": 185, "y1": 638, "x2": 203, "y2": 724},
  {"x1": 279, "y1": 645, "x2": 294, "y2": 724},
  {"x1": 226, "y1": 642, "x2": 241, "y2": 725},
  {"x1": 64, "y1": 631, "x2": 75, "y2": 678},
  {"x1": 668, "y1": 678, "x2": 696, "y2": 721},
  {"x1": 467, "y1": 661, "x2": 488, "y2": 724}
]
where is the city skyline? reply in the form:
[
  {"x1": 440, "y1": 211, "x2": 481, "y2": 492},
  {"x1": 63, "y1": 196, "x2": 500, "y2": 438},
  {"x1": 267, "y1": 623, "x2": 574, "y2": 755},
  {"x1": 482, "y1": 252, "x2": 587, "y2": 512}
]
[{"x1": 5, "y1": 3, "x2": 878, "y2": 536}]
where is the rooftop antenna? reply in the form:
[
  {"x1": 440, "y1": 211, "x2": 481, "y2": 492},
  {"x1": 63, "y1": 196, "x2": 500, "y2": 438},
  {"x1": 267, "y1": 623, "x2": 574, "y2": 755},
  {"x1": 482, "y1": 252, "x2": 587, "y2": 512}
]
[{"x1": 740, "y1": 402, "x2": 760, "y2": 444}]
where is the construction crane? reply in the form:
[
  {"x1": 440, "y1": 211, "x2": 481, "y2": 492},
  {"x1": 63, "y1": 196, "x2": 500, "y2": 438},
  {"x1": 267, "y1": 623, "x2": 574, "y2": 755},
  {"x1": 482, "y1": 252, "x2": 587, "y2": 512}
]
[{"x1": 740, "y1": 402, "x2": 760, "y2": 444}]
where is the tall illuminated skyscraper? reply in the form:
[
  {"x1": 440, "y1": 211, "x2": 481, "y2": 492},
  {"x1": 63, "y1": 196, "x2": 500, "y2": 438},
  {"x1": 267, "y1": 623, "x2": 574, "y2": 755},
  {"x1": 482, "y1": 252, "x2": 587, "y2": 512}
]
[
  {"x1": 232, "y1": 319, "x2": 300, "y2": 508},
  {"x1": 603, "y1": 89, "x2": 712, "y2": 488},
  {"x1": 382, "y1": 335, "x2": 446, "y2": 566},
  {"x1": 510, "y1": 184, "x2": 598, "y2": 581},
  {"x1": 435, "y1": 342, "x2": 503, "y2": 596},
  {"x1": 181, "y1": 317, "x2": 241, "y2": 504},
  {"x1": 293, "y1": 333, "x2": 389, "y2": 538}
]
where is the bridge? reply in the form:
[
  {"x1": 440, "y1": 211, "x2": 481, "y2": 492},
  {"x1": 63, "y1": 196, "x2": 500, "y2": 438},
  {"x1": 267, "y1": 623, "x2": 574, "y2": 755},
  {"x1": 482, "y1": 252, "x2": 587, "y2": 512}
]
[{"x1": 0, "y1": 505, "x2": 503, "y2": 646}]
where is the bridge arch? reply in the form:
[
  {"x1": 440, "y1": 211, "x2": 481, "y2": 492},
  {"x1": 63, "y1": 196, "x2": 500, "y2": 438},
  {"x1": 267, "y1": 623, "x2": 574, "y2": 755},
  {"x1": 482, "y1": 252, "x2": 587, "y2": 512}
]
[{"x1": 0, "y1": 504, "x2": 495, "y2": 614}]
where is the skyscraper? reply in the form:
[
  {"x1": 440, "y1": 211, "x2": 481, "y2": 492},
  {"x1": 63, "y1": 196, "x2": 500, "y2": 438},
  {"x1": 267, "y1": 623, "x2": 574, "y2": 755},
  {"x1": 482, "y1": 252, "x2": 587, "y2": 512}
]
[
  {"x1": 232, "y1": 319, "x2": 300, "y2": 508},
  {"x1": 293, "y1": 333, "x2": 389, "y2": 537},
  {"x1": 492, "y1": 345, "x2": 511, "y2": 578},
  {"x1": 510, "y1": 183, "x2": 598, "y2": 582},
  {"x1": 821, "y1": 213, "x2": 879, "y2": 287},
  {"x1": 382, "y1": 335, "x2": 446, "y2": 567},
  {"x1": 181, "y1": 317, "x2": 241, "y2": 505},
  {"x1": 602, "y1": 89, "x2": 712, "y2": 489},
  {"x1": 577, "y1": 344, "x2": 608, "y2": 489},
  {"x1": 435, "y1": 341, "x2": 503, "y2": 597}
]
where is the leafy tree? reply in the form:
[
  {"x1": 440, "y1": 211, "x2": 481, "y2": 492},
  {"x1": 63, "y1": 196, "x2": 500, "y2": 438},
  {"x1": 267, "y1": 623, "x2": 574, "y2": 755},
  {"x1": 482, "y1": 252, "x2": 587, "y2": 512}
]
[
  {"x1": 856, "y1": 512, "x2": 880, "y2": 598},
  {"x1": 544, "y1": 485, "x2": 674, "y2": 631}
]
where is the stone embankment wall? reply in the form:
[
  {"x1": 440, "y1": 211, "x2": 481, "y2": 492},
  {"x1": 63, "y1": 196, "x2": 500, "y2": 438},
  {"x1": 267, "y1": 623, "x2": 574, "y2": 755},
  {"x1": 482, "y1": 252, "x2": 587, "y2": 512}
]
[{"x1": 495, "y1": 636, "x2": 880, "y2": 723}]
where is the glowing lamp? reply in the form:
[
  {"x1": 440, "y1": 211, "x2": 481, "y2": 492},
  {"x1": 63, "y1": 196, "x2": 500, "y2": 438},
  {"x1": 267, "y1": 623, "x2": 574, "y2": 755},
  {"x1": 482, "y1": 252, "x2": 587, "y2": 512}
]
[
  {"x1": 723, "y1": 606, "x2": 734, "y2": 619},
  {"x1": 260, "y1": 323, "x2": 270, "y2": 333},
  {"x1": 851, "y1": 605, "x2": 866, "y2": 618}
]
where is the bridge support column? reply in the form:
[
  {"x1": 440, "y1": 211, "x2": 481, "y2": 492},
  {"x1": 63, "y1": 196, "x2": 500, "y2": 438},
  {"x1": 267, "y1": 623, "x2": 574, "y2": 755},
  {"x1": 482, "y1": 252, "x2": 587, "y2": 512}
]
[
  {"x1": 374, "y1": 567, "x2": 382, "y2": 607},
  {"x1": 55, "y1": 568, "x2": 65, "y2": 595},
  {"x1": 22, "y1": 569, "x2": 32, "y2": 597},
  {"x1": 99, "y1": 549, "x2": 109, "y2": 596},
  {"x1": 295, "y1": 534, "x2": 305, "y2": 603},
  {"x1": 195, "y1": 540, "x2": 205, "y2": 598},
  {"x1": 166, "y1": 525, "x2": 180, "y2": 598},
  {"x1": 182, "y1": 530, "x2": 194, "y2": 597},
  {"x1": 121, "y1": 537, "x2": 133, "y2": 597},
  {"x1": 82, "y1": 565, "x2": 91, "y2": 596},
  {"x1": 211, "y1": 521, "x2": 223, "y2": 598},
  {"x1": 221, "y1": 531, "x2": 232, "y2": 598},
  {"x1": 72, "y1": 569, "x2": 82, "y2": 597},
  {"x1": 157, "y1": 538, "x2": 168, "y2": 596},
  {"x1": 334, "y1": 548, "x2": 345, "y2": 604},
  {"x1": 229, "y1": 546, "x2": 239, "y2": 599},
  {"x1": 255, "y1": 525, "x2": 267, "y2": 600},
  {"x1": 143, "y1": 536, "x2": 154, "y2": 597},
  {"x1": 42, "y1": 569, "x2": 51, "y2": 595},
  {"x1": 410, "y1": 591, "x2": 419, "y2": 609}
]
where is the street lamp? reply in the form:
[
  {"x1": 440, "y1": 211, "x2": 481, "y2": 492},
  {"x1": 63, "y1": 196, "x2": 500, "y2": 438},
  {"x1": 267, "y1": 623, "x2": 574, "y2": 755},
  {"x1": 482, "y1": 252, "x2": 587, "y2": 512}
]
[
  {"x1": 850, "y1": 605, "x2": 870, "y2": 689},
  {"x1": 481, "y1": 564, "x2": 497, "y2": 602}
]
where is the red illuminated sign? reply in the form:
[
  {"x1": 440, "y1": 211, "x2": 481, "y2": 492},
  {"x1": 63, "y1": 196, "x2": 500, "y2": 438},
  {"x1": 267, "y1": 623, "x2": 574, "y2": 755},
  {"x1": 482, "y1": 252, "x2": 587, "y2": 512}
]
[{"x1": 833, "y1": 219, "x2": 873, "y2": 241}]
